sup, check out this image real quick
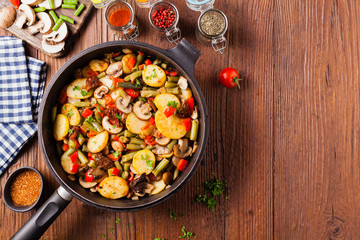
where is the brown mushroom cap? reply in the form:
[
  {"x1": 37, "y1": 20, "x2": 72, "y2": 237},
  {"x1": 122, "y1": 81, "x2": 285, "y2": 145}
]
[
  {"x1": 102, "y1": 116, "x2": 123, "y2": 134},
  {"x1": 133, "y1": 101, "x2": 152, "y2": 120},
  {"x1": 94, "y1": 85, "x2": 109, "y2": 99},
  {"x1": 115, "y1": 95, "x2": 132, "y2": 114},
  {"x1": 173, "y1": 138, "x2": 192, "y2": 158},
  {"x1": 106, "y1": 61, "x2": 123, "y2": 78},
  {"x1": 0, "y1": 6, "x2": 16, "y2": 29}
]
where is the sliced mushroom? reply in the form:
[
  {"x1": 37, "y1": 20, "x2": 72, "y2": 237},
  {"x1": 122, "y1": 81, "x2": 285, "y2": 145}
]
[
  {"x1": 133, "y1": 101, "x2": 152, "y2": 120},
  {"x1": 111, "y1": 140, "x2": 124, "y2": 152},
  {"x1": 0, "y1": 6, "x2": 16, "y2": 29},
  {"x1": 102, "y1": 116, "x2": 123, "y2": 134},
  {"x1": 94, "y1": 85, "x2": 109, "y2": 99},
  {"x1": 173, "y1": 138, "x2": 192, "y2": 158},
  {"x1": 79, "y1": 177, "x2": 98, "y2": 188},
  {"x1": 14, "y1": 4, "x2": 35, "y2": 28},
  {"x1": 178, "y1": 76, "x2": 188, "y2": 90},
  {"x1": 144, "y1": 183, "x2": 155, "y2": 194},
  {"x1": 38, "y1": 0, "x2": 62, "y2": 9},
  {"x1": 43, "y1": 22, "x2": 68, "y2": 42},
  {"x1": 106, "y1": 61, "x2": 123, "y2": 78},
  {"x1": 115, "y1": 95, "x2": 132, "y2": 114},
  {"x1": 155, "y1": 132, "x2": 171, "y2": 146},
  {"x1": 172, "y1": 156, "x2": 181, "y2": 167},
  {"x1": 41, "y1": 39, "x2": 65, "y2": 54},
  {"x1": 152, "y1": 145, "x2": 173, "y2": 158},
  {"x1": 102, "y1": 144, "x2": 110, "y2": 155},
  {"x1": 21, "y1": 0, "x2": 43, "y2": 6},
  {"x1": 148, "y1": 100, "x2": 157, "y2": 112},
  {"x1": 191, "y1": 106, "x2": 198, "y2": 119},
  {"x1": 191, "y1": 142, "x2": 198, "y2": 156},
  {"x1": 28, "y1": 12, "x2": 53, "y2": 35}
]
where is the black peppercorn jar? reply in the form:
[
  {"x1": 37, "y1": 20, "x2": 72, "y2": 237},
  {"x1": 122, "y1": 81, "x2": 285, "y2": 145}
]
[
  {"x1": 148, "y1": 1, "x2": 181, "y2": 44},
  {"x1": 195, "y1": 8, "x2": 228, "y2": 54}
]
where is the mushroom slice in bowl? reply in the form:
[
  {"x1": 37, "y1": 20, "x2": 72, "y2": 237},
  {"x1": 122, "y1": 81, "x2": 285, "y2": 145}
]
[
  {"x1": 115, "y1": 95, "x2": 132, "y2": 114},
  {"x1": 133, "y1": 101, "x2": 152, "y2": 120},
  {"x1": 173, "y1": 138, "x2": 192, "y2": 158},
  {"x1": 106, "y1": 61, "x2": 123, "y2": 78},
  {"x1": 102, "y1": 116, "x2": 123, "y2": 134}
]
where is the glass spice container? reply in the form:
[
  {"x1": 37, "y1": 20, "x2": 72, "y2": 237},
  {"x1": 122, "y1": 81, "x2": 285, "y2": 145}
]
[
  {"x1": 105, "y1": 0, "x2": 139, "y2": 41},
  {"x1": 148, "y1": 1, "x2": 181, "y2": 44},
  {"x1": 185, "y1": 0, "x2": 215, "y2": 12},
  {"x1": 135, "y1": 0, "x2": 162, "y2": 8},
  {"x1": 91, "y1": 0, "x2": 112, "y2": 9},
  {"x1": 195, "y1": 8, "x2": 228, "y2": 54}
]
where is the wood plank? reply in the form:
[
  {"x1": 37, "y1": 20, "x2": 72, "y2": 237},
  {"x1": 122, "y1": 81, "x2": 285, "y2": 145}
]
[
  {"x1": 0, "y1": 0, "x2": 94, "y2": 57},
  {"x1": 274, "y1": 0, "x2": 360, "y2": 239}
]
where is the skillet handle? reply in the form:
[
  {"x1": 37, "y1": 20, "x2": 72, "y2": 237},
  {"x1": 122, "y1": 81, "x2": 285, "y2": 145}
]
[
  {"x1": 166, "y1": 38, "x2": 201, "y2": 75},
  {"x1": 11, "y1": 186, "x2": 73, "y2": 240}
]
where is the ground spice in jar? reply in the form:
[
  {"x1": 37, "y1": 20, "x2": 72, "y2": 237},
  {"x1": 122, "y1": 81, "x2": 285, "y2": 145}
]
[
  {"x1": 200, "y1": 10, "x2": 226, "y2": 36},
  {"x1": 10, "y1": 171, "x2": 41, "y2": 206},
  {"x1": 109, "y1": 8, "x2": 131, "y2": 27}
]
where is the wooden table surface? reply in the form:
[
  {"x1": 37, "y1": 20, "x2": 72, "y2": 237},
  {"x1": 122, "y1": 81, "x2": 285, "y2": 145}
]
[{"x1": 1, "y1": 0, "x2": 360, "y2": 239}]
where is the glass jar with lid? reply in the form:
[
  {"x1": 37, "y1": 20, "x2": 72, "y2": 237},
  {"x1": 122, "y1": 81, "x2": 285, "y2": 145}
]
[
  {"x1": 135, "y1": 0, "x2": 162, "y2": 8},
  {"x1": 105, "y1": 0, "x2": 139, "y2": 41},
  {"x1": 185, "y1": 0, "x2": 215, "y2": 12}
]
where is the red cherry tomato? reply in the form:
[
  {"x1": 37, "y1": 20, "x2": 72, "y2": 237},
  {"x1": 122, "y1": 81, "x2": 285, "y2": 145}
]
[{"x1": 219, "y1": 68, "x2": 242, "y2": 89}]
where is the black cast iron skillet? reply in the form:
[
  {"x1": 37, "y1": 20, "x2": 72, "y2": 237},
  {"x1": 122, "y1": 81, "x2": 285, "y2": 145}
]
[{"x1": 11, "y1": 39, "x2": 208, "y2": 239}]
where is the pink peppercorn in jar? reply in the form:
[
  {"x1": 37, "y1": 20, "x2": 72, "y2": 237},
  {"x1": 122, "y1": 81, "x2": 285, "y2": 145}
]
[{"x1": 148, "y1": 1, "x2": 181, "y2": 44}]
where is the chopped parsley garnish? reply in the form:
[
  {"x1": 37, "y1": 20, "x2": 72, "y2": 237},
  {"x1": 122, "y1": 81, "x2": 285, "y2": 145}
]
[
  {"x1": 195, "y1": 177, "x2": 227, "y2": 211},
  {"x1": 116, "y1": 218, "x2": 120, "y2": 224},
  {"x1": 113, "y1": 192, "x2": 116, "y2": 194},
  {"x1": 170, "y1": 210, "x2": 177, "y2": 221},
  {"x1": 115, "y1": 114, "x2": 122, "y2": 120},
  {"x1": 167, "y1": 101, "x2": 178, "y2": 109},
  {"x1": 110, "y1": 228, "x2": 114, "y2": 234},
  {"x1": 96, "y1": 105, "x2": 103, "y2": 113},
  {"x1": 152, "y1": 69, "x2": 157, "y2": 77},
  {"x1": 62, "y1": 105, "x2": 66, "y2": 110},
  {"x1": 135, "y1": 79, "x2": 141, "y2": 86},
  {"x1": 68, "y1": 128, "x2": 73, "y2": 134},
  {"x1": 128, "y1": 224, "x2": 132, "y2": 227},
  {"x1": 85, "y1": 115, "x2": 94, "y2": 123},
  {"x1": 142, "y1": 154, "x2": 154, "y2": 169},
  {"x1": 154, "y1": 238, "x2": 166, "y2": 240},
  {"x1": 73, "y1": 85, "x2": 81, "y2": 91},
  {"x1": 80, "y1": 90, "x2": 89, "y2": 96},
  {"x1": 179, "y1": 226, "x2": 196, "y2": 239},
  {"x1": 101, "y1": 234, "x2": 105, "y2": 238},
  {"x1": 113, "y1": 151, "x2": 120, "y2": 158}
]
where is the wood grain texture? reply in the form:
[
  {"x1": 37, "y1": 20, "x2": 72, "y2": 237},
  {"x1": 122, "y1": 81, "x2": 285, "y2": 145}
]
[{"x1": 0, "y1": 0, "x2": 94, "y2": 57}]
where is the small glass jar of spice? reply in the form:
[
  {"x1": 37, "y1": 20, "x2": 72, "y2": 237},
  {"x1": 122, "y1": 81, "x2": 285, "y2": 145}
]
[
  {"x1": 105, "y1": 0, "x2": 139, "y2": 41},
  {"x1": 149, "y1": 1, "x2": 181, "y2": 44}
]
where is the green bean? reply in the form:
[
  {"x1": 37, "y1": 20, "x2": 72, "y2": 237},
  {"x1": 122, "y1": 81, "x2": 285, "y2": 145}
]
[
  {"x1": 118, "y1": 130, "x2": 125, "y2": 136},
  {"x1": 167, "y1": 76, "x2": 180, "y2": 83},
  {"x1": 126, "y1": 144, "x2": 143, "y2": 150},
  {"x1": 114, "y1": 55, "x2": 124, "y2": 61},
  {"x1": 124, "y1": 130, "x2": 135, "y2": 138},
  {"x1": 51, "y1": 106, "x2": 57, "y2": 122},
  {"x1": 63, "y1": 0, "x2": 78, "y2": 5},
  {"x1": 48, "y1": 0, "x2": 55, "y2": 9},
  {"x1": 72, "y1": 101, "x2": 91, "y2": 108},
  {"x1": 61, "y1": 4, "x2": 76, "y2": 9},
  {"x1": 129, "y1": 138, "x2": 145, "y2": 145},
  {"x1": 173, "y1": 168, "x2": 180, "y2": 180},
  {"x1": 74, "y1": 3, "x2": 85, "y2": 16},
  {"x1": 190, "y1": 119, "x2": 199, "y2": 141},
  {"x1": 165, "y1": 87, "x2": 180, "y2": 94},
  {"x1": 77, "y1": 150, "x2": 89, "y2": 164},
  {"x1": 152, "y1": 159, "x2": 169, "y2": 176},
  {"x1": 83, "y1": 121, "x2": 97, "y2": 132},
  {"x1": 165, "y1": 81, "x2": 178, "y2": 88},
  {"x1": 121, "y1": 171, "x2": 129, "y2": 180},
  {"x1": 167, "y1": 139, "x2": 177, "y2": 150},
  {"x1": 124, "y1": 70, "x2": 142, "y2": 82},
  {"x1": 140, "y1": 90, "x2": 159, "y2": 98},
  {"x1": 145, "y1": 145, "x2": 155, "y2": 150},
  {"x1": 49, "y1": 10, "x2": 58, "y2": 22},
  {"x1": 88, "y1": 160, "x2": 97, "y2": 168},
  {"x1": 96, "y1": 72, "x2": 106, "y2": 79},
  {"x1": 92, "y1": 121, "x2": 103, "y2": 132},
  {"x1": 153, "y1": 59, "x2": 161, "y2": 65},
  {"x1": 117, "y1": 82, "x2": 142, "y2": 89},
  {"x1": 34, "y1": 7, "x2": 46, "y2": 12},
  {"x1": 94, "y1": 111, "x2": 102, "y2": 123},
  {"x1": 119, "y1": 136, "x2": 129, "y2": 143},
  {"x1": 52, "y1": 19, "x2": 63, "y2": 31},
  {"x1": 82, "y1": 144, "x2": 90, "y2": 153},
  {"x1": 123, "y1": 162, "x2": 131, "y2": 172},
  {"x1": 160, "y1": 63, "x2": 167, "y2": 69},
  {"x1": 77, "y1": 134, "x2": 85, "y2": 145},
  {"x1": 65, "y1": 147, "x2": 76, "y2": 156},
  {"x1": 60, "y1": 15, "x2": 75, "y2": 24},
  {"x1": 121, "y1": 151, "x2": 140, "y2": 162},
  {"x1": 142, "y1": 86, "x2": 158, "y2": 91},
  {"x1": 132, "y1": 53, "x2": 145, "y2": 71},
  {"x1": 114, "y1": 160, "x2": 122, "y2": 171},
  {"x1": 68, "y1": 139, "x2": 76, "y2": 149}
]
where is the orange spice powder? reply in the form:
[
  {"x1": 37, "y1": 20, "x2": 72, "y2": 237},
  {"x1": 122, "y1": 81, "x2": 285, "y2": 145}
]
[
  {"x1": 10, "y1": 171, "x2": 41, "y2": 206},
  {"x1": 109, "y1": 8, "x2": 131, "y2": 27}
]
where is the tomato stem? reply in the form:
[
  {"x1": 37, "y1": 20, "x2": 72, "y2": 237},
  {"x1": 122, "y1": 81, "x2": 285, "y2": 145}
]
[{"x1": 233, "y1": 76, "x2": 243, "y2": 89}]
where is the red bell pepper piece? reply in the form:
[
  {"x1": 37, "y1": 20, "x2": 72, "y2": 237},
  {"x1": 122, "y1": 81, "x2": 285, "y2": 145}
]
[
  {"x1": 177, "y1": 159, "x2": 189, "y2": 171},
  {"x1": 81, "y1": 108, "x2": 93, "y2": 118},
  {"x1": 183, "y1": 118, "x2": 192, "y2": 131},
  {"x1": 186, "y1": 98, "x2": 194, "y2": 112},
  {"x1": 148, "y1": 97, "x2": 154, "y2": 102},
  {"x1": 104, "y1": 94, "x2": 114, "y2": 105},
  {"x1": 58, "y1": 90, "x2": 67, "y2": 104},
  {"x1": 69, "y1": 163, "x2": 79, "y2": 173},
  {"x1": 107, "y1": 154, "x2": 120, "y2": 161},
  {"x1": 113, "y1": 136, "x2": 119, "y2": 141},
  {"x1": 127, "y1": 57, "x2": 136, "y2": 70},
  {"x1": 139, "y1": 64, "x2": 145, "y2": 70},
  {"x1": 62, "y1": 144, "x2": 69, "y2": 152},
  {"x1": 163, "y1": 106, "x2": 176, "y2": 118},
  {"x1": 74, "y1": 139, "x2": 80, "y2": 149},
  {"x1": 128, "y1": 171, "x2": 135, "y2": 182},
  {"x1": 149, "y1": 117, "x2": 155, "y2": 125},
  {"x1": 138, "y1": 51, "x2": 144, "y2": 56},
  {"x1": 70, "y1": 151, "x2": 78, "y2": 163},
  {"x1": 111, "y1": 167, "x2": 120, "y2": 176},
  {"x1": 85, "y1": 170, "x2": 94, "y2": 182},
  {"x1": 112, "y1": 52, "x2": 121, "y2": 57},
  {"x1": 148, "y1": 173, "x2": 156, "y2": 181},
  {"x1": 144, "y1": 59, "x2": 152, "y2": 66},
  {"x1": 94, "y1": 104, "x2": 104, "y2": 117},
  {"x1": 87, "y1": 130, "x2": 97, "y2": 138},
  {"x1": 169, "y1": 71, "x2": 178, "y2": 77},
  {"x1": 87, "y1": 70, "x2": 98, "y2": 77},
  {"x1": 144, "y1": 135, "x2": 156, "y2": 146},
  {"x1": 10, "y1": 0, "x2": 20, "y2": 9},
  {"x1": 125, "y1": 89, "x2": 139, "y2": 99}
]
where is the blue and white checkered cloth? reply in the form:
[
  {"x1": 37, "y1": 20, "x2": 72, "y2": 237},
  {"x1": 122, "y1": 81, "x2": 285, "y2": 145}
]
[{"x1": 0, "y1": 36, "x2": 47, "y2": 175}]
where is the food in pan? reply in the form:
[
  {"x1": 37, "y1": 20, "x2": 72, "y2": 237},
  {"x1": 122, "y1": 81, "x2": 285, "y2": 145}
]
[{"x1": 52, "y1": 48, "x2": 199, "y2": 200}]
